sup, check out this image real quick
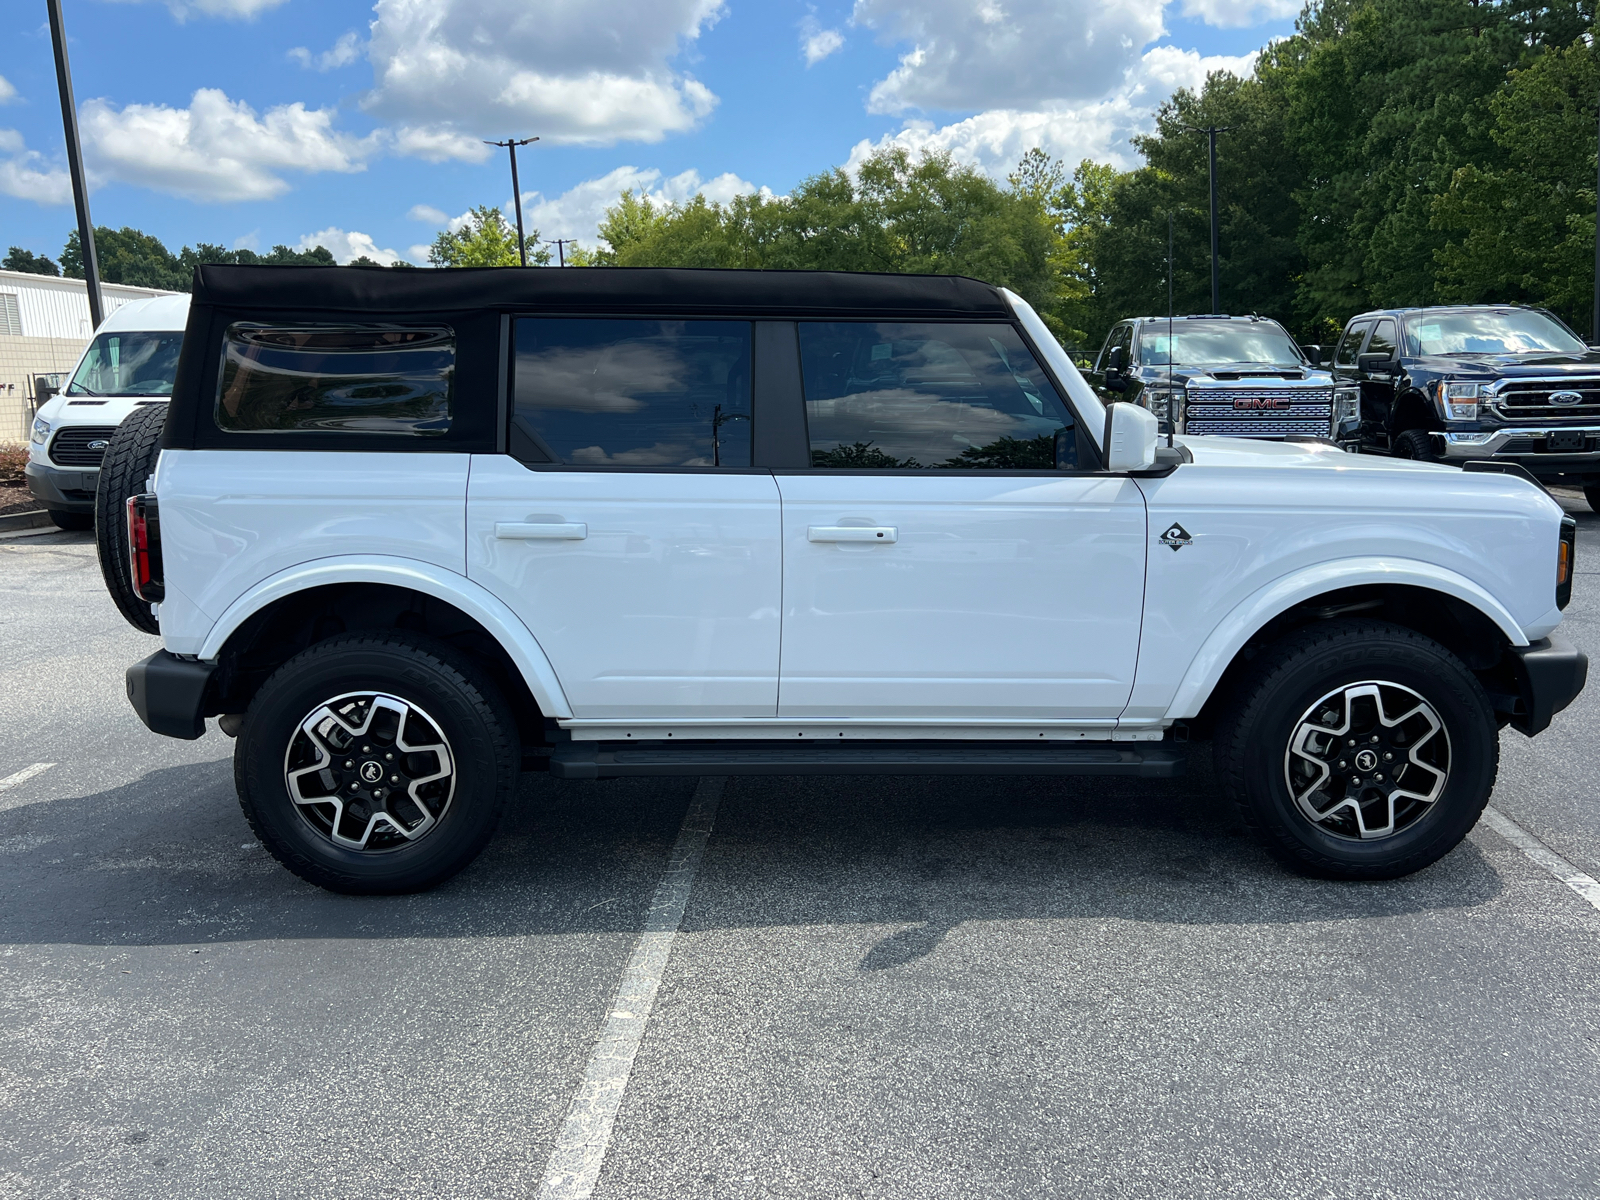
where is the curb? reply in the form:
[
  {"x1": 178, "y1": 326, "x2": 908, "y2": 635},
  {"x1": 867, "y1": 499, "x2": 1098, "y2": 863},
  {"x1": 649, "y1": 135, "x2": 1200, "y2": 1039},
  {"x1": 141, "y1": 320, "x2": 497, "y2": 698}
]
[{"x1": 0, "y1": 509, "x2": 53, "y2": 533}]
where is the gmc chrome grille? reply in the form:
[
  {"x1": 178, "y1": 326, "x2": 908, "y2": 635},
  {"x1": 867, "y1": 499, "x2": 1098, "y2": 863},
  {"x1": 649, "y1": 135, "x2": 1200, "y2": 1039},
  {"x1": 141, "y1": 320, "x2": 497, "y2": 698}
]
[
  {"x1": 1185, "y1": 388, "x2": 1332, "y2": 437},
  {"x1": 48, "y1": 425, "x2": 118, "y2": 467},
  {"x1": 1493, "y1": 380, "x2": 1600, "y2": 420}
]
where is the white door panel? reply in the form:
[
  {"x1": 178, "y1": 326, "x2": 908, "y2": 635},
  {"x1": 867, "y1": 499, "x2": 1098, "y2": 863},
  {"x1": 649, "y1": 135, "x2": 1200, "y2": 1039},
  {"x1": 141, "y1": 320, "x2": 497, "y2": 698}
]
[
  {"x1": 776, "y1": 474, "x2": 1147, "y2": 719},
  {"x1": 467, "y1": 455, "x2": 782, "y2": 718}
]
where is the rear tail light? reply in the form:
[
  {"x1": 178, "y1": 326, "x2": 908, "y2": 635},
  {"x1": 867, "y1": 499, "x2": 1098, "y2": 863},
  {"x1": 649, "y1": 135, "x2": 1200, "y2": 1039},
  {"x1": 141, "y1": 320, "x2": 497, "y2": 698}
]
[
  {"x1": 1557, "y1": 515, "x2": 1576, "y2": 610},
  {"x1": 126, "y1": 493, "x2": 165, "y2": 604}
]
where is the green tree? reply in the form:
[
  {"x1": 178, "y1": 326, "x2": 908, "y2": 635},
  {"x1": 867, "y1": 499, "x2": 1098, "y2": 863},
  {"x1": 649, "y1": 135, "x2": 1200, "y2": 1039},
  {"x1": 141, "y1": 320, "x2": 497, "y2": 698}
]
[
  {"x1": 3, "y1": 247, "x2": 59, "y2": 276},
  {"x1": 428, "y1": 206, "x2": 550, "y2": 267},
  {"x1": 63, "y1": 227, "x2": 185, "y2": 290}
]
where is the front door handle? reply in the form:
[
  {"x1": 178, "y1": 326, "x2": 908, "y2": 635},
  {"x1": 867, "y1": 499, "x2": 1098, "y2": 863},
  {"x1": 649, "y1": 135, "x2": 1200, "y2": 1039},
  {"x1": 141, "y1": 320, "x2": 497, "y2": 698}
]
[
  {"x1": 807, "y1": 526, "x2": 897, "y2": 543},
  {"x1": 495, "y1": 521, "x2": 587, "y2": 540}
]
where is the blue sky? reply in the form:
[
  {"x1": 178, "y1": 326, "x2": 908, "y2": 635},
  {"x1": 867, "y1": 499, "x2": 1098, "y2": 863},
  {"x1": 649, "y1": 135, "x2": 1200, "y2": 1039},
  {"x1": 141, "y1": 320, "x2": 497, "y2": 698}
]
[{"x1": 0, "y1": 0, "x2": 1297, "y2": 268}]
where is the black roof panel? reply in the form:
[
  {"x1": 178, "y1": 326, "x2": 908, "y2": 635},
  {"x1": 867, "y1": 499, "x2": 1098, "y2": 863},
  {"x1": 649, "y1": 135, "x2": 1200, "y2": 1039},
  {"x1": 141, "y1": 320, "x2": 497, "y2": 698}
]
[{"x1": 190, "y1": 264, "x2": 1011, "y2": 319}]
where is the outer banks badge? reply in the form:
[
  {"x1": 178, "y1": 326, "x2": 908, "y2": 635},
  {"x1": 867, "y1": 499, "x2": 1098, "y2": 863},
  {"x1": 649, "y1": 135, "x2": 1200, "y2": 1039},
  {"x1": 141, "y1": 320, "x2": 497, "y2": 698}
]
[{"x1": 1159, "y1": 523, "x2": 1193, "y2": 552}]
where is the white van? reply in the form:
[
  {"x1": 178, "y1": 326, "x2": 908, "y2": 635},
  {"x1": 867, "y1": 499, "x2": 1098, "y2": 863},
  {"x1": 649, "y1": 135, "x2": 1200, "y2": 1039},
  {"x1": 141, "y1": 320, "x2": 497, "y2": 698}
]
[{"x1": 25, "y1": 293, "x2": 190, "y2": 528}]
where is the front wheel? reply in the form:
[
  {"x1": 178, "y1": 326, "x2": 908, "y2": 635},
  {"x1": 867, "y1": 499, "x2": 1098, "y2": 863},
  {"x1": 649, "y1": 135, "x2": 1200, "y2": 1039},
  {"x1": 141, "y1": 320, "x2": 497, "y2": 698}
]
[
  {"x1": 1215, "y1": 619, "x2": 1498, "y2": 880},
  {"x1": 1583, "y1": 482, "x2": 1600, "y2": 514},
  {"x1": 235, "y1": 632, "x2": 518, "y2": 894},
  {"x1": 1391, "y1": 428, "x2": 1439, "y2": 462},
  {"x1": 48, "y1": 509, "x2": 93, "y2": 531}
]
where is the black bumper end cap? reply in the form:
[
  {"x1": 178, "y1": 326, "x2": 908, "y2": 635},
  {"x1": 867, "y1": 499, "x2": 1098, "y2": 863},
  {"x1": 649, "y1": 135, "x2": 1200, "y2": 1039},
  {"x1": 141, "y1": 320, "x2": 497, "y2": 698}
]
[
  {"x1": 125, "y1": 650, "x2": 215, "y2": 740},
  {"x1": 1506, "y1": 634, "x2": 1588, "y2": 737}
]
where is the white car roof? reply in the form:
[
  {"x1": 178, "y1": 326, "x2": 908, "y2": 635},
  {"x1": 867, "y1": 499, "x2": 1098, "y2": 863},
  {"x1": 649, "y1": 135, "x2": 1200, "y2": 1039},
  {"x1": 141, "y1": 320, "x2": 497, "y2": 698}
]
[{"x1": 100, "y1": 293, "x2": 190, "y2": 333}]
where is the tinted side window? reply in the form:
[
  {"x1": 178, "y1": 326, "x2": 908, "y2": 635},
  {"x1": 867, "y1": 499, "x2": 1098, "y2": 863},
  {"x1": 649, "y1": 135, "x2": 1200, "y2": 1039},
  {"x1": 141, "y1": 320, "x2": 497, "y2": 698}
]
[
  {"x1": 1365, "y1": 320, "x2": 1397, "y2": 360},
  {"x1": 798, "y1": 322, "x2": 1077, "y2": 470},
  {"x1": 217, "y1": 324, "x2": 453, "y2": 435},
  {"x1": 513, "y1": 319, "x2": 751, "y2": 467},
  {"x1": 1335, "y1": 322, "x2": 1372, "y2": 368}
]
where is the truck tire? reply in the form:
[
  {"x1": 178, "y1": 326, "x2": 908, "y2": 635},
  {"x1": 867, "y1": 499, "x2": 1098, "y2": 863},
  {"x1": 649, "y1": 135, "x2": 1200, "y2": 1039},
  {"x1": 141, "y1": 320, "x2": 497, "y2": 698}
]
[
  {"x1": 1583, "y1": 482, "x2": 1600, "y2": 513},
  {"x1": 1215, "y1": 619, "x2": 1498, "y2": 880},
  {"x1": 94, "y1": 403, "x2": 167, "y2": 635},
  {"x1": 48, "y1": 509, "x2": 93, "y2": 531},
  {"x1": 1391, "y1": 428, "x2": 1438, "y2": 461},
  {"x1": 234, "y1": 631, "x2": 519, "y2": 894}
]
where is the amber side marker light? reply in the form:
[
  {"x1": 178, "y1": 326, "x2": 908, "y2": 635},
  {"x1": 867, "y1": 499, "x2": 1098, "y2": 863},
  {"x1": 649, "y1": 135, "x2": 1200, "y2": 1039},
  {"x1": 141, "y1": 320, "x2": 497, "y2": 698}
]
[{"x1": 1557, "y1": 515, "x2": 1577, "y2": 610}]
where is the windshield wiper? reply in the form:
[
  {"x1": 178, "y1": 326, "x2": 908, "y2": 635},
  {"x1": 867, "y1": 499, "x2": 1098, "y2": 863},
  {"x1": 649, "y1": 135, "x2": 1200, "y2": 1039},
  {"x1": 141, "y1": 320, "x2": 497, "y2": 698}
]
[{"x1": 66, "y1": 385, "x2": 101, "y2": 396}]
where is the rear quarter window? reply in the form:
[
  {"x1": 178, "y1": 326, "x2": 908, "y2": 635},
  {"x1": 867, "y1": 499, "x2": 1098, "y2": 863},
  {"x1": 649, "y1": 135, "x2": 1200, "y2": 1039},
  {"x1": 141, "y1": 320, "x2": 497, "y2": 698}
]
[{"x1": 216, "y1": 324, "x2": 455, "y2": 435}]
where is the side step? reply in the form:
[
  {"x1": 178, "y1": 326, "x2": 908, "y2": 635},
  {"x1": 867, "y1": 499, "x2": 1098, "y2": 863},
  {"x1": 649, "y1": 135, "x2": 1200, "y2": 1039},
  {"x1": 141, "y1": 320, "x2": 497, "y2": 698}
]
[{"x1": 549, "y1": 739, "x2": 1186, "y2": 781}]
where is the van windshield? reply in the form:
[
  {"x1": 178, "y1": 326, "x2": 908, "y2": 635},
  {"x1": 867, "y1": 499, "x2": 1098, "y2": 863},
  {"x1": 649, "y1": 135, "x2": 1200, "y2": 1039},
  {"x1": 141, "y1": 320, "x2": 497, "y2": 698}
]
[{"x1": 66, "y1": 331, "x2": 184, "y2": 396}]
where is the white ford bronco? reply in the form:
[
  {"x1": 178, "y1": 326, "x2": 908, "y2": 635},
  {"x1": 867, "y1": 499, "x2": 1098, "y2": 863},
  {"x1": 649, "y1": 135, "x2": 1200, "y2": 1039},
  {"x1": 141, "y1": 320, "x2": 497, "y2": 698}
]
[{"x1": 100, "y1": 265, "x2": 1586, "y2": 894}]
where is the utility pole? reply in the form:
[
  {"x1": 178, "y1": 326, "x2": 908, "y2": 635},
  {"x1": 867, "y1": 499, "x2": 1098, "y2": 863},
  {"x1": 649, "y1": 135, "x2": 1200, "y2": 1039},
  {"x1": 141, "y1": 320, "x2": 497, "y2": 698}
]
[
  {"x1": 483, "y1": 136, "x2": 539, "y2": 266},
  {"x1": 1181, "y1": 124, "x2": 1230, "y2": 313},
  {"x1": 46, "y1": 0, "x2": 103, "y2": 328},
  {"x1": 544, "y1": 238, "x2": 576, "y2": 267},
  {"x1": 1593, "y1": 100, "x2": 1599, "y2": 342}
]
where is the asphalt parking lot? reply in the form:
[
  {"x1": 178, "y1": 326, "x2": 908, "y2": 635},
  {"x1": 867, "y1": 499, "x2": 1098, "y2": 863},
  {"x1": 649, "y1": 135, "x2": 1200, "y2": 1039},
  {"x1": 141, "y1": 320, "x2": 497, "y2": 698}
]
[{"x1": 2, "y1": 504, "x2": 1598, "y2": 1200}]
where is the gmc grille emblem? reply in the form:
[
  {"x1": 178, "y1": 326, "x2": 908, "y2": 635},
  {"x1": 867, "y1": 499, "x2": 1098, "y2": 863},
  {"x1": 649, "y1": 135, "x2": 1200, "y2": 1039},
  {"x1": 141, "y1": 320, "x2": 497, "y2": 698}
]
[
  {"x1": 1548, "y1": 390, "x2": 1584, "y2": 405},
  {"x1": 1232, "y1": 397, "x2": 1291, "y2": 410}
]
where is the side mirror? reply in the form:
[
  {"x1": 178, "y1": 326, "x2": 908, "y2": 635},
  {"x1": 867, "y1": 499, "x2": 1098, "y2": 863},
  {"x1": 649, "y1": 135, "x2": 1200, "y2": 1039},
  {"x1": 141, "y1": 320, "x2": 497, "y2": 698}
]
[
  {"x1": 1103, "y1": 401, "x2": 1158, "y2": 472},
  {"x1": 1357, "y1": 351, "x2": 1398, "y2": 375},
  {"x1": 1300, "y1": 344, "x2": 1325, "y2": 366},
  {"x1": 1105, "y1": 345, "x2": 1126, "y2": 374}
]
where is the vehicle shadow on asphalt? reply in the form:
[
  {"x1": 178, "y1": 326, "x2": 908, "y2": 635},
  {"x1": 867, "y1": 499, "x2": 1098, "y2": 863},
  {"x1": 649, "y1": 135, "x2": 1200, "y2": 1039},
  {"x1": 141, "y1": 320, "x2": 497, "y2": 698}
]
[{"x1": 0, "y1": 747, "x2": 1504, "y2": 952}]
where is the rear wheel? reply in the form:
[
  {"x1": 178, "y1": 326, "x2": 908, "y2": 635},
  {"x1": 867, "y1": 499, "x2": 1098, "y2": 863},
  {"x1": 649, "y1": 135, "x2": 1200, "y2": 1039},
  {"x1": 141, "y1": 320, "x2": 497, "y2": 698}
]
[
  {"x1": 1215, "y1": 619, "x2": 1498, "y2": 879},
  {"x1": 235, "y1": 632, "x2": 518, "y2": 894},
  {"x1": 1391, "y1": 428, "x2": 1439, "y2": 461},
  {"x1": 47, "y1": 509, "x2": 92, "y2": 531},
  {"x1": 94, "y1": 403, "x2": 166, "y2": 634}
]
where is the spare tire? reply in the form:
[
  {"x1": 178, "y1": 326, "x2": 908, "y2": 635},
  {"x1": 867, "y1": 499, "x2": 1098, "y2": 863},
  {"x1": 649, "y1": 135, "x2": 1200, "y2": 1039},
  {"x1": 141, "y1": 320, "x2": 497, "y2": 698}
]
[{"x1": 95, "y1": 403, "x2": 167, "y2": 635}]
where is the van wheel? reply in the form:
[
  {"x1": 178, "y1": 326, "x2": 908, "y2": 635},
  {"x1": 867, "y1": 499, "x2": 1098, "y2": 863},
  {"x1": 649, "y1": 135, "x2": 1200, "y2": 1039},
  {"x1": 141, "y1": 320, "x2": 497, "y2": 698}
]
[
  {"x1": 235, "y1": 632, "x2": 518, "y2": 894},
  {"x1": 48, "y1": 509, "x2": 93, "y2": 531},
  {"x1": 1215, "y1": 619, "x2": 1498, "y2": 880},
  {"x1": 94, "y1": 403, "x2": 167, "y2": 634},
  {"x1": 1391, "y1": 428, "x2": 1438, "y2": 461}
]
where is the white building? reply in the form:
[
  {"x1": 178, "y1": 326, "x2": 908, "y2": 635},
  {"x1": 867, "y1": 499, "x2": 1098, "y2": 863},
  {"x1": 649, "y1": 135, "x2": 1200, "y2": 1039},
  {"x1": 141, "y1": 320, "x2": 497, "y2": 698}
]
[{"x1": 0, "y1": 269, "x2": 178, "y2": 441}]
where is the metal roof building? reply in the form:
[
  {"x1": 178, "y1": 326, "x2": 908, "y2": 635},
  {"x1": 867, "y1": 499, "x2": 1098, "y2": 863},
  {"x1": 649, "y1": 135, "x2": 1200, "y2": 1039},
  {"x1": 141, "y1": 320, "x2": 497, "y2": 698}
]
[{"x1": 0, "y1": 269, "x2": 177, "y2": 441}]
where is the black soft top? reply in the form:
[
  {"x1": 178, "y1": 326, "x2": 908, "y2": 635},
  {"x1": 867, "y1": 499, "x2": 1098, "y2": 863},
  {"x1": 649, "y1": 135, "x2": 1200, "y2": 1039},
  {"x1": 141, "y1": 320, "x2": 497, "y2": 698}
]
[{"x1": 190, "y1": 264, "x2": 1011, "y2": 319}]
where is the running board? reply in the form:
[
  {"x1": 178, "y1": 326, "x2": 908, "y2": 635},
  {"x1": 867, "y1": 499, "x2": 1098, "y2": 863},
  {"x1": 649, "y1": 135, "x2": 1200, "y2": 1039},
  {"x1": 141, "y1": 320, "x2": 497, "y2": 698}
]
[{"x1": 548, "y1": 739, "x2": 1186, "y2": 781}]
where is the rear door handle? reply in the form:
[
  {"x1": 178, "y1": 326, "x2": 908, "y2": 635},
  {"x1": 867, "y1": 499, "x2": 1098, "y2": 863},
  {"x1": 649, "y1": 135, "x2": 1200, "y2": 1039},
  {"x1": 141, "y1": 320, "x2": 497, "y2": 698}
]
[
  {"x1": 807, "y1": 526, "x2": 897, "y2": 543},
  {"x1": 495, "y1": 522, "x2": 587, "y2": 540}
]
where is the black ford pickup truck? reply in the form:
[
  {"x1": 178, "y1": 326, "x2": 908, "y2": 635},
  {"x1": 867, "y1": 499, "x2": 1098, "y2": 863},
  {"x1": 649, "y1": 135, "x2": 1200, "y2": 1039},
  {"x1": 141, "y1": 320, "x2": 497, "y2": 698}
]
[{"x1": 1333, "y1": 305, "x2": 1600, "y2": 504}]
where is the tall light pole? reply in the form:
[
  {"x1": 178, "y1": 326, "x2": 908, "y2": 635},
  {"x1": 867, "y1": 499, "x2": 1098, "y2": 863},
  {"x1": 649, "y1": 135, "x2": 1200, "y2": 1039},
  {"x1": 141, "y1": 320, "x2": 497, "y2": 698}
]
[
  {"x1": 47, "y1": 0, "x2": 103, "y2": 328},
  {"x1": 544, "y1": 238, "x2": 576, "y2": 267},
  {"x1": 1181, "y1": 124, "x2": 1230, "y2": 313},
  {"x1": 1592, "y1": 101, "x2": 1599, "y2": 342},
  {"x1": 483, "y1": 136, "x2": 539, "y2": 266}
]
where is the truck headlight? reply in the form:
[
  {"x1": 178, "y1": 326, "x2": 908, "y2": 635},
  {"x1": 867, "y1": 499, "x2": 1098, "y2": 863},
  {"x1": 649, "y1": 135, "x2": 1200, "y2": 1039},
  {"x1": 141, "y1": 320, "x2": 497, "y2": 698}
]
[
  {"x1": 1436, "y1": 381, "x2": 1480, "y2": 420},
  {"x1": 1333, "y1": 388, "x2": 1359, "y2": 423},
  {"x1": 30, "y1": 417, "x2": 51, "y2": 446},
  {"x1": 1146, "y1": 388, "x2": 1182, "y2": 421}
]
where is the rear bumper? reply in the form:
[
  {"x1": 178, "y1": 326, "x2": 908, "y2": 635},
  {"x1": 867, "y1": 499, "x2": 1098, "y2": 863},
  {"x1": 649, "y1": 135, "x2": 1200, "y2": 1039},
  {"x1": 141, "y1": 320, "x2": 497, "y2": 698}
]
[
  {"x1": 24, "y1": 461, "x2": 98, "y2": 513},
  {"x1": 1505, "y1": 634, "x2": 1588, "y2": 736},
  {"x1": 126, "y1": 650, "x2": 215, "y2": 740}
]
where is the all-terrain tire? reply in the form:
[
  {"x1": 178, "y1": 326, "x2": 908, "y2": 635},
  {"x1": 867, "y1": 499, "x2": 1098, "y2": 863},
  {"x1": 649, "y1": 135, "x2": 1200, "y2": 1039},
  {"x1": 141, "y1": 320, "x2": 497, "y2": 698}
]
[
  {"x1": 235, "y1": 631, "x2": 519, "y2": 894},
  {"x1": 94, "y1": 403, "x2": 167, "y2": 634},
  {"x1": 1583, "y1": 482, "x2": 1600, "y2": 514},
  {"x1": 1214, "y1": 618, "x2": 1498, "y2": 880},
  {"x1": 1391, "y1": 428, "x2": 1439, "y2": 462},
  {"x1": 48, "y1": 509, "x2": 93, "y2": 531}
]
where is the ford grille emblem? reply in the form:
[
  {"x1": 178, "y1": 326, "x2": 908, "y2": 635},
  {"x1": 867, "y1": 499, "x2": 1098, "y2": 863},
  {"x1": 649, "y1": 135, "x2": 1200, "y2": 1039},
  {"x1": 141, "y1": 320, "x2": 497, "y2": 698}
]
[
  {"x1": 1548, "y1": 390, "x2": 1584, "y2": 405},
  {"x1": 1232, "y1": 397, "x2": 1291, "y2": 410},
  {"x1": 86, "y1": 439, "x2": 109, "y2": 450}
]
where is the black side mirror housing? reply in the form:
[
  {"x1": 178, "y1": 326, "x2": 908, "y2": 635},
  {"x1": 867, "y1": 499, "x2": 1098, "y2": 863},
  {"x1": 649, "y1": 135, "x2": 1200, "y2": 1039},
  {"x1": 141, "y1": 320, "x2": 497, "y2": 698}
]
[
  {"x1": 1102, "y1": 345, "x2": 1129, "y2": 392},
  {"x1": 1300, "y1": 344, "x2": 1325, "y2": 366},
  {"x1": 1356, "y1": 351, "x2": 1398, "y2": 375}
]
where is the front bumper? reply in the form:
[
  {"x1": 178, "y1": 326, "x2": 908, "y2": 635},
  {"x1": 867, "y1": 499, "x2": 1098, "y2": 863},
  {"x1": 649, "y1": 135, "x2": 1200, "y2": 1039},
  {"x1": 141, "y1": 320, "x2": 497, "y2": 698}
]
[
  {"x1": 1504, "y1": 634, "x2": 1588, "y2": 736},
  {"x1": 24, "y1": 461, "x2": 99, "y2": 513},
  {"x1": 126, "y1": 650, "x2": 216, "y2": 740},
  {"x1": 1440, "y1": 426, "x2": 1600, "y2": 476}
]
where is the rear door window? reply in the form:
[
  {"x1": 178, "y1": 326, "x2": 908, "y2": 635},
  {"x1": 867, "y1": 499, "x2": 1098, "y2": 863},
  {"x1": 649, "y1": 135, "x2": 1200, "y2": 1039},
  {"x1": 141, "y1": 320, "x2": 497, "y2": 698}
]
[
  {"x1": 216, "y1": 324, "x2": 454, "y2": 435},
  {"x1": 798, "y1": 322, "x2": 1077, "y2": 469},
  {"x1": 512, "y1": 319, "x2": 752, "y2": 467}
]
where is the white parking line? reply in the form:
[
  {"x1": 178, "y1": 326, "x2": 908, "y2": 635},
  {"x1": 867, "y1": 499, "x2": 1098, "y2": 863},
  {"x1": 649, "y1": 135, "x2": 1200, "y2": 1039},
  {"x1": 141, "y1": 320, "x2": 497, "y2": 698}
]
[
  {"x1": 536, "y1": 776, "x2": 725, "y2": 1200},
  {"x1": 0, "y1": 762, "x2": 55, "y2": 801},
  {"x1": 1482, "y1": 805, "x2": 1600, "y2": 914}
]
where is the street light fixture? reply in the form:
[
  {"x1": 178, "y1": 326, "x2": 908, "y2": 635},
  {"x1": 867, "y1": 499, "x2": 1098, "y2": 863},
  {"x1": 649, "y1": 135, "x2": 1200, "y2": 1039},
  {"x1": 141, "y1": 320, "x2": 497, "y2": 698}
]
[{"x1": 483, "y1": 136, "x2": 539, "y2": 266}]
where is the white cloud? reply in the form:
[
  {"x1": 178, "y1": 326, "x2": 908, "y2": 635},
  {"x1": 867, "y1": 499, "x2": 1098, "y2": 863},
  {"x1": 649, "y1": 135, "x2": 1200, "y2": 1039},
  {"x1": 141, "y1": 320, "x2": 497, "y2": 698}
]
[
  {"x1": 801, "y1": 17, "x2": 845, "y2": 66},
  {"x1": 513, "y1": 165, "x2": 767, "y2": 247},
  {"x1": 392, "y1": 125, "x2": 492, "y2": 164},
  {"x1": 365, "y1": 0, "x2": 725, "y2": 150},
  {"x1": 844, "y1": 45, "x2": 1259, "y2": 176},
  {"x1": 106, "y1": 0, "x2": 290, "y2": 20},
  {"x1": 852, "y1": 0, "x2": 1167, "y2": 113},
  {"x1": 1179, "y1": 0, "x2": 1299, "y2": 27},
  {"x1": 296, "y1": 227, "x2": 404, "y2": 265},
  {"x1": 289, "y1": 31, "x2": 363, "y2": 71},
  {"x1": 233, "y1": 230, "x2": 260, "y2": 250},
  {"x1": 0, "y1": 76, "x2": 17, "y2": 105},
  {"x1": 407, "y1": 243, "x2": 434, "y2": 263},
  {"x1": 407, "y1": 204, "x2": 449, "y2": 224},
  {"x1": 80, "y1": 88, "x2": 376, "y2": 202},
  {"x1": 0, "y1": 129, "x2": 72, "y2": 206}
]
